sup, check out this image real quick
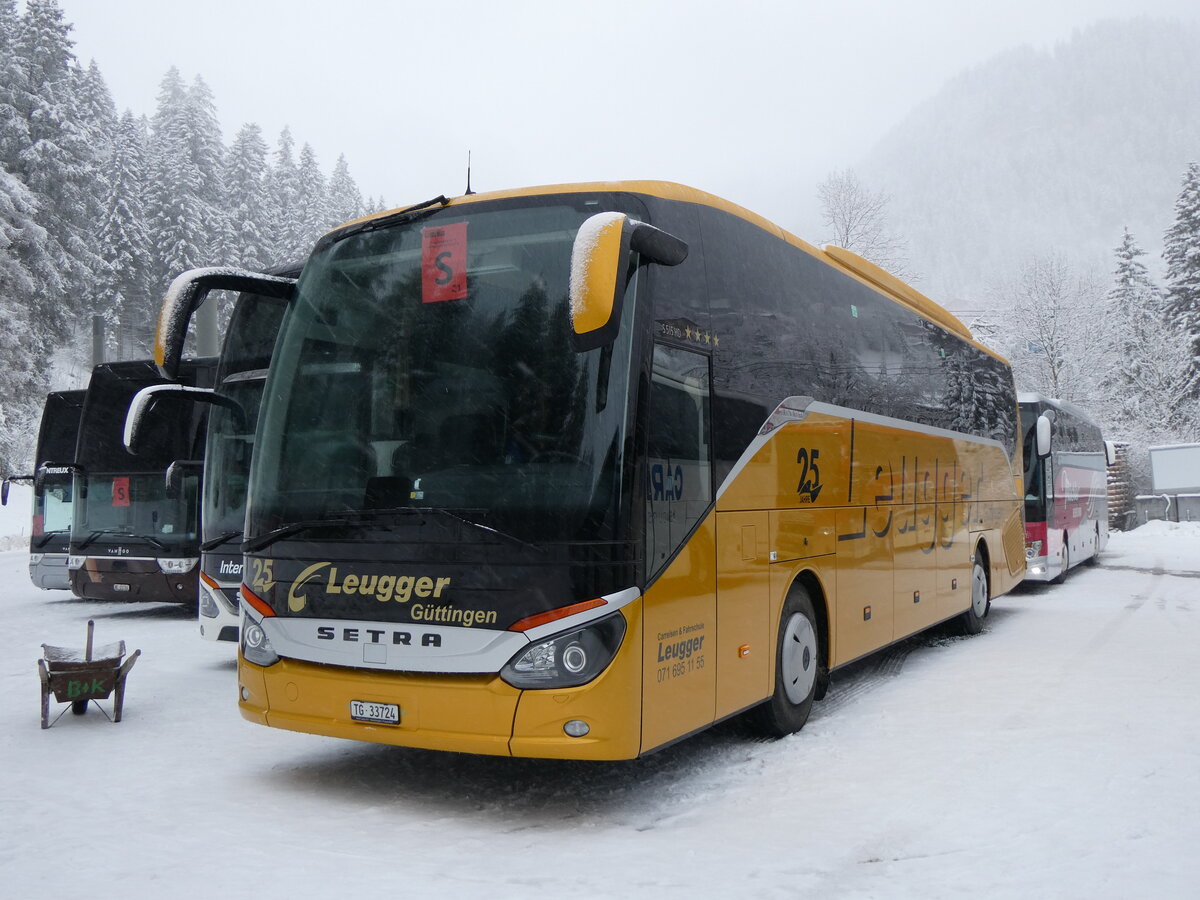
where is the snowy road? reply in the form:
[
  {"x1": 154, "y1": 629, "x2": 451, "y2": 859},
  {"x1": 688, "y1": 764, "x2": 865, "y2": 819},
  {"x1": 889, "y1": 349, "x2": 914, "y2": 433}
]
[{"x1": 2, "y1": 522, "x2": 1198, "y2": 898}]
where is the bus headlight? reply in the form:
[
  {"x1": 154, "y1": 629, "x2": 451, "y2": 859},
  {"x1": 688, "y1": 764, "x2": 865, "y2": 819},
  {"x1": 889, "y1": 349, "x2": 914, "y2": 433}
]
[
  {"x1": 29, "y1": 553, "x2": 44, "y2": 565},
  {"x1": 242, "y1": 619, "x2": 280, "y2": 667},
  {"x1": 158, "y1": 556, "x2": 198, "y2": 574},
  {"x1": 68, "y1": 555, "x2": 85, "y2": 570},
  {"x1": 500, "y1": 613, "x2": 626, "y2": 689},
  {"x1": 199, "y1": 582, "x2": 221, "y2": 619},
  {"x1": 1025, "y1": 541, "x2": 1043, "y2": 561}
]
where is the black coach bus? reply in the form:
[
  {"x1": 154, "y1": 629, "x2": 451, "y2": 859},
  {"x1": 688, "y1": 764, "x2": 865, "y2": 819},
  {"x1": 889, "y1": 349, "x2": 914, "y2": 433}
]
[
  {"x1": 69, "y1": 358, "x2": 216, "y2": 605},
  {"x1": 2, "y1": 390, "x2": 86, "y2": 589}
]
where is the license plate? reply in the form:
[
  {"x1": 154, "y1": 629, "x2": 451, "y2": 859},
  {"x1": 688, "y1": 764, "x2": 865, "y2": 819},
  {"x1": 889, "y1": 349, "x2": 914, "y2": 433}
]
[
  {"x1": 113, "y1": 583, "x2": 131, "y2": 592},
  {"x1": 350, "y1": 700, "x2": 400, "y2": 725}
]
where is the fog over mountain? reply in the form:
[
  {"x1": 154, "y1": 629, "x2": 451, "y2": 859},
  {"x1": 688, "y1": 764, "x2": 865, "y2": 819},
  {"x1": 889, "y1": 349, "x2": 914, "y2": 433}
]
[{"x1": 858, "y1": 17, "x2": 1200, "y2": 311}]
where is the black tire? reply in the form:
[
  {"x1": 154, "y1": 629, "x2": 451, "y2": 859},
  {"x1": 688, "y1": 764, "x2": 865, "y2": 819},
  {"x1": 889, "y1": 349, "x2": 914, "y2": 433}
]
[
  {"x1": 960, "y1": 554, "x2": 990, "y2": 635},
  {"x1": 71, "y1": 699, "x2": 88, "y2": 715},
  {"x1": 754, "y1": 586, "x2": 821, "y2": 737},
  {"x1": 1052, "y1": 537, "x2": 1069, "y2": 584}
]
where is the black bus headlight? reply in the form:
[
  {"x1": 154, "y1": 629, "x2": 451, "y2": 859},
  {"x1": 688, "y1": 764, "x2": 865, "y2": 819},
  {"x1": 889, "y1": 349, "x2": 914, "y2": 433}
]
[
  {"x1": 241, "y1": 619, "x2": 280, "y2": 667},
  {"x1": 501, "y1": 613, "x2": 626, "y2": 689}
]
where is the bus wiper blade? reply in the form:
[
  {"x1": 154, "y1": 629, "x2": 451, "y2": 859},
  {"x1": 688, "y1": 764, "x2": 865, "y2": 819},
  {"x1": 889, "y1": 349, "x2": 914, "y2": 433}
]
[
  {"x1": 33, "y1": 529, "x2": 70, "y2": 548},
  {"x1": 76, "y1": 529, "x2": 117, "y2": 551},
  {"x1": 328, "y1": 196, "x2": 450, "y2": 245},
  {"x1": 132, "y1": 533, "x2": 169, "y2": 552},
  {"x1": 201, "y1": 531, "x2": 242, "y2": 552},
  {"x1": 242, "y1": 518, "x2": 357, "y2": 554},
  {"x1": 350, "y1": 506, "x2": 543, "y2": 554}
]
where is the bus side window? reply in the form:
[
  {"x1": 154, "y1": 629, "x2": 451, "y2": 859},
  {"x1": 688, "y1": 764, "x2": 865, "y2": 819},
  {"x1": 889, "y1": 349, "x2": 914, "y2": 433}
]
[{"x1": 646, "y1": 343, "x2": 712, "y2": 576}]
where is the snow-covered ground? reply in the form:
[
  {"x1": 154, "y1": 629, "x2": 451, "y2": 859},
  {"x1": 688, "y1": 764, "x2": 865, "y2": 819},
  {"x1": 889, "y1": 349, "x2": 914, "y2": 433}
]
[{"x1": 1, "y1": 508, "x2": 1197, "y2": 899}]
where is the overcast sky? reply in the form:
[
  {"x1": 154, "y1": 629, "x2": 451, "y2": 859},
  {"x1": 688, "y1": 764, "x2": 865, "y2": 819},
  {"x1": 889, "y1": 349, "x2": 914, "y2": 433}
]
[{"x1": 57, "y1": 0, "x2": 1200, "y2": 241}]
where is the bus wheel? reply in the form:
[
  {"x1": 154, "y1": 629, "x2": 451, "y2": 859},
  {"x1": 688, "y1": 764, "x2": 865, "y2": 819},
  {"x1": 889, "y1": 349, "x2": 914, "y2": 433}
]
[
  {"x1": 961, "y1": 556, "x2": 989, "y2": 635},
  {"x1": 1053, "y1": 538, "x2": 1069, "y2": 584},
  {"x1": 755, "y1": 587, "x2": 820, "y2": 737}
]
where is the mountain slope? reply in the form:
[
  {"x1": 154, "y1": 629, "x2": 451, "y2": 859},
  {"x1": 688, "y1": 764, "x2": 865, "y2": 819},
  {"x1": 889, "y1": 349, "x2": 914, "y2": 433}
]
[{"x1": 860, "y1": 17, "x2": 1200, "y2": 308}]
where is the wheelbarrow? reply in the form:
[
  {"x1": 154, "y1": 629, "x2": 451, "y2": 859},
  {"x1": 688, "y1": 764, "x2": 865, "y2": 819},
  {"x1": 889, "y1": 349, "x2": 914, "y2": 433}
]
[{"x1": 38, "y1": 620, "x2": 140, "y2": 729}]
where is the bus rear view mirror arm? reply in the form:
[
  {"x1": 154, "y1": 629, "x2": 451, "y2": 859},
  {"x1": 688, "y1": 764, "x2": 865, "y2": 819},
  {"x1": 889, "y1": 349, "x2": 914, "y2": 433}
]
[
  {"x1": 156, "y1": 267, "x2": 296, "y2": 380},
  {"x1": 569, "y1": 213, "x2": 688, "y2": 352},
  {"x1": 124, "y1": 384, "x2": 247, "y2": 456}
]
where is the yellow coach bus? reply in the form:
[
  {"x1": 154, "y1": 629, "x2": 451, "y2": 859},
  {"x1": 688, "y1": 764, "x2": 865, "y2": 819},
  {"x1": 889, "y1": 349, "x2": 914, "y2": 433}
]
[{"x1": 200, "y1": 181, "x2": 1024, "y2": 759}]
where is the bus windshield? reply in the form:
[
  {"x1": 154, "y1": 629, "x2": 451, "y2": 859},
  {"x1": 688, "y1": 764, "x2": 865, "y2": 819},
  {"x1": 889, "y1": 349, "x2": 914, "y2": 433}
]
[
  {"x1": 1019, "y1": 401, "x2": 1044, "y2": 517},
  {"x1": 34, "y1": 473, "x2": 74, "y2": 536},
  {"x1": 75, "y1": 472, "x2": 200, "y2": 547},
  {"x1": 247, "y1": 197, "x2": 641, "y2": 547},
  {"x1": 203, "y1": 372, "x2": 266, "y2": 541}
]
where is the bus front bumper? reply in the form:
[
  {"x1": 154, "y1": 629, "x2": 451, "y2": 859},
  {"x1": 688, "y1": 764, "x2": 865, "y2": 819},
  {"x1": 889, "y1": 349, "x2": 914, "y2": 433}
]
[{"x1": 238, "y1": 606, "x2": 644, "y2": 760}]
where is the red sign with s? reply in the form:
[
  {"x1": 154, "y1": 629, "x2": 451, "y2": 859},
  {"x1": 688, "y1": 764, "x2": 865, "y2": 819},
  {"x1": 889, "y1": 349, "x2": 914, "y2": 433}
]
[{"x1": 421, "y1": 222, "x2": 468, "y2": 303}]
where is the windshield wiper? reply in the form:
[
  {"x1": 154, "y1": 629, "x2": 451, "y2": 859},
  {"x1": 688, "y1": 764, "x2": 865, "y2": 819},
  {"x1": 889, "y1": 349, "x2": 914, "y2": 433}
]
[
  {"x1": 33, "y1": 529, "x2": 69, "y2": 548},
  {"x1": 327, "y1": 196, "x2": 450, "y2": 246},
  {"x1": 201, "y1": 531, "x2": 242, "y2": 552},
  {"x1": 76, "y1": 529, "x2": 119, "y2": 551},
  {"x1": 348, "y1": 506, "x2": 543, "y2": 554},
  {"x1": 242, "y1": 517, "x2": 358, "y2": 554},
  {"x1": 131, "y1": 533, "x2": 169, "y2": 552}
]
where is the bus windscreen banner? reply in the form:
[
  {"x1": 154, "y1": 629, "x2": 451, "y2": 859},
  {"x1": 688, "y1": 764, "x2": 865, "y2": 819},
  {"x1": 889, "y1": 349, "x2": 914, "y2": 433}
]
[
  {"x1": 421, "y1": 223, "x2": 468, "y2": 303},
  {"x1": 111, "y1": 476, "x2": 130, "y2": 507}
]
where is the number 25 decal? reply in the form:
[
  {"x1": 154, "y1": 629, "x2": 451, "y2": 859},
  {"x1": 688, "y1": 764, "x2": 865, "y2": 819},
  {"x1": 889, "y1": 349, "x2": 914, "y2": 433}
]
[
  {"x1": 797, "y1": 448, "x2": 823, "y2": 503},
  {"x1": 250, "y1": 558, "x2": 274, "y2": 593}
]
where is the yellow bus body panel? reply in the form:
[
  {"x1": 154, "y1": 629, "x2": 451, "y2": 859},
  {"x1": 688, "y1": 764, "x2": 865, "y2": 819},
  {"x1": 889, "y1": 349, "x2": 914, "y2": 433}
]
[
  {"x1": 713, "y1": 510, "x2": 772, "y2": 718},
  {"x1": 714, "y1": 407, "x2": 1021, "y2": 670},
  {"x1": 640, "y1": 515, "x2": 718, "y2": 754}
]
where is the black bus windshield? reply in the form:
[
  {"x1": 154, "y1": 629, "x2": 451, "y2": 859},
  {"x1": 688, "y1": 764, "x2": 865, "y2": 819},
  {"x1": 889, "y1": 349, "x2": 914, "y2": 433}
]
[
  {"x1": 247, "y1": 196, "x2": 643, "y2": 547},
  {"x1": 73, "y1": 360, "x2": 212, "y2": 552}
]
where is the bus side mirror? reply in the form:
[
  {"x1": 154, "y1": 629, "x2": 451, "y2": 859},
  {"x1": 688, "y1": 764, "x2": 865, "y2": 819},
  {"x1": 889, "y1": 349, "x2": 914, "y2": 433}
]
[
  {"x1": 2, "y1": 471, "x2": 37, "y2": 504},
  {"x1": 1036, "y1": 415, "x2": 1052, "y2": 459},
  {"x1": 568, "y1": 213, "x2": 688, "y2": 351},
  {"x1": 125, "y1": 384, "x2": 247, "y2": 455},
  {"x1": 165, "y1": 460, "x2": 203, "y2": 498},
  {"x1": 156, "y1": 267, "x2": 296, "y2": 380},
  {"x1": 1104, "y1": 440, "x2": 1117, "y2": 467}
]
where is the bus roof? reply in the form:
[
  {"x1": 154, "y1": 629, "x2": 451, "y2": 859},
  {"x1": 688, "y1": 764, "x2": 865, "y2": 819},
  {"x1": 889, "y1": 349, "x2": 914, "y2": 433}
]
[{"x1": 328, "y1": 180, "x2": 988, "y2": 357}]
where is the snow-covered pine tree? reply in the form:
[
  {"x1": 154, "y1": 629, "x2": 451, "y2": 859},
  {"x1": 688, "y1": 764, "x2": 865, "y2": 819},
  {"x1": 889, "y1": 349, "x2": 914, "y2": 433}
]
[
  {"x1": 11, "y1": 0, "x2": 105, "y2": 344},
  {"x1": 0, "y1": 0, "x2": 28, "y2": 169},
  {"x1": 96, "y1": 110, "x2": 154, "y2": 356},
  {"x1": 326, "y1": 153, "x2": 363, "y2": 229},
  {"x1": 295, "y1": 141, "x2": 327, "y2": 250},
  {"x1": 1163, "y1": 161, "x2": 1200, "y2": 398},
  {"x1": 76, "y1": 59, "x2": 117, "y2": 162},
  {"x1": 0, "y1": 167, "x2": 55, "y2": 473},
  {"x1": 185, "y1": 74, "x2": 224, "y2": 259},
  {"x1": 218, "y1": 122, "x2": 273, "y2": 274},
  {"x1": 266, "y1": 126, "x2": 303, "y2": 261},
  {"x1": 145, "y1": 67, "x2": 208, "y2": 295}
]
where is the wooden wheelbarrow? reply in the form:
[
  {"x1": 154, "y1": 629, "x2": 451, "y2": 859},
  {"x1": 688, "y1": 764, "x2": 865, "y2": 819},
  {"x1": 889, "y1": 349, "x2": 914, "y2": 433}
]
[{"x1": 38, "y1": 620, "x2": 140, "y2": 729}]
